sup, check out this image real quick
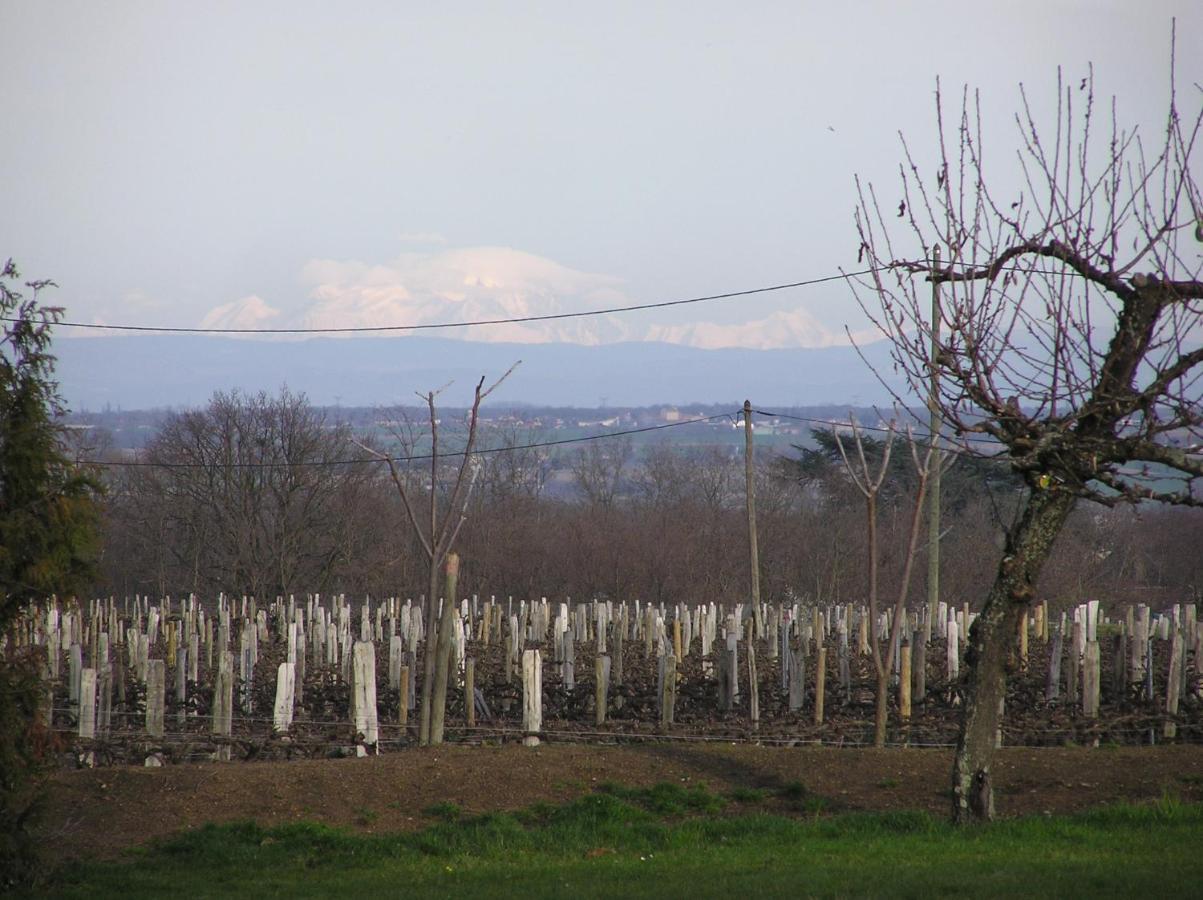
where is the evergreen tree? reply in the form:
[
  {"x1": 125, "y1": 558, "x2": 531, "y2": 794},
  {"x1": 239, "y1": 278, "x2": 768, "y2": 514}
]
[
  {"x1": 0, "y1": 260, "x2": 100, "y2": 888},
  {"x1": 0, "y1": 259, "x2": 100, "y2": 628}
]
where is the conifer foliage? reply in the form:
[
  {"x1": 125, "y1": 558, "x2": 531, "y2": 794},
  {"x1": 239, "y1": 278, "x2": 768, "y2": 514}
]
[{"x1": 0, "y1": 259, "x2": 100, "y2": 888}]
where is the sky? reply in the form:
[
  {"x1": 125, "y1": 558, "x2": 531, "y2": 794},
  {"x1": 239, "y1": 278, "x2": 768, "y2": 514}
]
[{"x1": 3, "y1": 1, "x2": 1201, "y2": 354}]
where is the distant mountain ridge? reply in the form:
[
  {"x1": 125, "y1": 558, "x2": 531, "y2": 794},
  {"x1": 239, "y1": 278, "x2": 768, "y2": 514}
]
[{"x1": 53, "y1": 335, "x2": 906, "y2": 410}]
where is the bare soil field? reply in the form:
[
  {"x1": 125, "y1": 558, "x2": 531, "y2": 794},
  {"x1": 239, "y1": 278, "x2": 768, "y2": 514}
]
[{"x1": 37, "y1": 743, "x2": 1203, "y2": 862}]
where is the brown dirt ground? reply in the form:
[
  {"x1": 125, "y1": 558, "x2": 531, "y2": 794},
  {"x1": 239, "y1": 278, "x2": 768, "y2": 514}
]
[{"x1": 36, "y1": 743, "x2": 1203, "y2": 862}]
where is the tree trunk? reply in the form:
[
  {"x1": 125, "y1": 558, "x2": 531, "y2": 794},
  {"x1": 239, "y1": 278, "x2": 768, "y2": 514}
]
[
  {"x1": 418, "y1": 564, "x2": 439, "y2": 744},
  {"x1": 874, "y1": 673, "x2": 888, "y2": 747},
  {"x1": 952, "y1": 486, "x2": 1075, "y2": 823},
  {"x1": 429, "y1": 554, "x2": 460, "y2": 745}
]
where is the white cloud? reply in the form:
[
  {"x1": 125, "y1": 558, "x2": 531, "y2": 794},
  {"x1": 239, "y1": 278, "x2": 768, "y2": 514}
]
[
  {"x1": 645, "y1": 309, "x2": 872, "y2": 350},
  {"x1": 195, "y1": 246, "x2": 867, "y2": 350},
  {"x1": 200, "y1": 295, "x2": 281, "y2": 329},
  {"x1": 296, "y1": 247, "x2": 634, "y2": 344}
]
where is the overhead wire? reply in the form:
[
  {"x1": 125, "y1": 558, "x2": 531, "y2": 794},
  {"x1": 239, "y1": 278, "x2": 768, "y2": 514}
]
[
  {"x1": 76, "y1": 406, "x2": 1021, "y2": 472},
  {"x1": 2, "y1": 271, "x2": 873, "y2": 335},
  {"x1": 15, "y1": 256, "x2": 1183, "y2": 473},
  {"x1": 78, "y1": 410, "x2": 745, "y2": 470},
  {"x1": 73, "y1": 407, "x2": 1033, "y2": 472},
  {"x1": 0, "y1": 260, "x2": 1100, "y2": 336}
]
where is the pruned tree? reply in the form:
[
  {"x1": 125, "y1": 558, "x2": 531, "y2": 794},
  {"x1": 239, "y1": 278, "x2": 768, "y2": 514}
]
[
  {"x1": 361, "y1": 364, "x2": 518, "y2": 745},
  {"x1": 850, "y1": 51, "x2": 1203, "y2": 821},
  {"x1": 834, "y1": 419, "x2": 935, "y2": 747}
]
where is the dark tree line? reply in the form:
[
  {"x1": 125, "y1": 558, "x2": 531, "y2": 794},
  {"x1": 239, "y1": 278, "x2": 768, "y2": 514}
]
[{"x1": 90, "y1": 390, "x2": 1203, "y2": 618}]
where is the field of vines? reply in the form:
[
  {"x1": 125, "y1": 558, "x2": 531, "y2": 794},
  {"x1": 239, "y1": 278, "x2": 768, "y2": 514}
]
[{"x1": 8, "y1": 593, "x2": 1201, "y2": 768}]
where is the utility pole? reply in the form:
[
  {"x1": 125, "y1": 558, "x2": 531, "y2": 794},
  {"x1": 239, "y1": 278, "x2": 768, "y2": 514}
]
[
  {"x1": 926, "y1": 245, "x2": 942, "y2": 646},
  {"x1": 743, "y1": 400, "x2": 763, "y2": 639}
]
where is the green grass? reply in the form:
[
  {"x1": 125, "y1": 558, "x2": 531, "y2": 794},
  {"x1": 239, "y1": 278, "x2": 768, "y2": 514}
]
[{"x1": 41, "y1": 790, "x2": 1203, "y2": 899}]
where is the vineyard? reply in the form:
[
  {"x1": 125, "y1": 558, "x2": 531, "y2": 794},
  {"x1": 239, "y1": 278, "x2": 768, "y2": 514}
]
[{"x1": 13, "y1": 592, "x2": 1200, "y2": 767}]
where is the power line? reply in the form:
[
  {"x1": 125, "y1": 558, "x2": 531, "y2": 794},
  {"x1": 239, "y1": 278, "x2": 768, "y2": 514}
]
[
  {"x1": 80, "y1": 410, "x2": 743, "y2": 470},
  {"x1": 77, "y1": 406, "x2": 1008, "y2": 472},
  {"x1": 0, "y1": 258, "x2": 1112, "y2": 337},
  {"x1": 3, "y1": 271, "x2": 872, "y2": 335}
]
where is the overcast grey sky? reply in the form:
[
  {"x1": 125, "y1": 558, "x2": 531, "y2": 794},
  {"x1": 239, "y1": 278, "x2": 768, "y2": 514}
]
[{"x1": 3, "y1": 2, "x2": 1200, "y2": 350}]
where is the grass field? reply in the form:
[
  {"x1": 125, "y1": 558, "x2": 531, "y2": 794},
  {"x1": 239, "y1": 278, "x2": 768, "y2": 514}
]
[{"x1": 43, "y1": 784, "x2": 1203, "y2": 899}]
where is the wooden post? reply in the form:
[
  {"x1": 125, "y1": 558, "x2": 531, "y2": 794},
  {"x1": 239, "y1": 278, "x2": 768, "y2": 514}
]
[
  {"x1": 788, "y1": 646, "x2": 805, "y2": 712},
  {"x1": 837, "y1": 632, "x2": 851, "y2": 700},
  {"x1": 115, "y1": 644, "x2": 126, "y2": 706},
  {"x1": 145, "y1": 659, "x2": 165, "y2": 739},
  {"x1": 1166, "y1": 629, "x2": 1183, "y2": 738},
  {"x1": 814, "y1": 646, "x2": 827, "y2": 726},
  {"x1": 660, "y1": 653, "x2": 677, "y2": 730},
  {"x1": 389, "y1": 634, "x2": 402, "y2": 691},
  {"x1": 727, "y1": 632, "x2": 739, "y2": 704},
  {"x1": 79, "y1": 668, "x2": 97, "y2": 739},
  {"x1": 743, "y1": 400, "x2": 764, "y2": 639},
  {"x1": 747, "y1": 644, "x2": 759, "y2": 731},
  {"x1": 1018, "y1": 611, "x2": 1029, "y2": 671},
  {"x1": 522, "y1": 649, "x2": 542, "y2": 746},
  {"x1": 97, "y1": 665, "x2": 112, "y2": 738},
  {"x1": 1046, "y1": 629, "x2": 1062, "y2": 702},
  {"x1": 1084, "y1": 640, "x2": 1100, "y2": 718},
  {"x1": 563, "y1": 622, "x2": 575, "y2": 691},
  {"x1": 612, "y1": 625, "x2": 624, "y2": 686},
  {"x1": 398, "y1": 665, "x2": 410, "y2": 729},
  {"x1": 1067, "y1": 620, "x2": 1082, "y2": 706},
  {"x1": 465, "y1": 657, "x2": 476, "y2": 729},
  {"x1": 595, "y1": 655, "x2": 609, "y2": 726},
  {"x1": 505, "y1": 623, "x2": 515, "y2": 685},
  {"x1": 912, "y1": 629, "x2": 926, "y2": 705},
  {"x1": 69, "y1": 642, "x2": 82, "y2": 707},
  {"x1": 899, "y1": 644, "x2": 912, "y2": 721},
  {"x1": 175, "y1": 645, "x2": 188, "y2": 726}
]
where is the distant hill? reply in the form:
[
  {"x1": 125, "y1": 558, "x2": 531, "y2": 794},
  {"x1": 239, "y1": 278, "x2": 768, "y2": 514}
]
[{"x1": 53, "y1": 335, "x2": 907, "y2": 410}]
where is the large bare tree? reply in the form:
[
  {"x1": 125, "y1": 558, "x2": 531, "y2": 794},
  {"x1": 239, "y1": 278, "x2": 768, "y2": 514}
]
[
  {"x1": 361, "y1": 365, "x2": 517, "y2": 745},
  {"x1": 123, "y1": 388, "x2": 379, "y2": 601},
  {"x1": 851, "y1": 57, "x2": 1203, "y2": 821}
]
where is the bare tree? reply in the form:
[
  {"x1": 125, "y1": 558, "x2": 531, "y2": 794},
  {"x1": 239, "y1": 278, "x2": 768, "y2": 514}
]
[
  {"x1": 835, "y1": 419, "x2": 934, "y2": 746},
  {"x1": 122, "y1": 388, "x2": 379, "y2": 601},
  {"x1": 851, "y1": 53, "x2": 1203, "y2": 820},
  {"x1": 361, "y1": 365, "x2": 517, "y2": 745},
  {"x1": 571, "y1": 436, "x2": 632, "y2": 509}
]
